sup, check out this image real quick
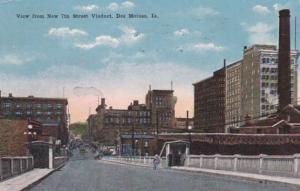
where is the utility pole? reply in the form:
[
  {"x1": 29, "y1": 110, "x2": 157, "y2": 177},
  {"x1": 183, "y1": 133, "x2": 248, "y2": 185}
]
[
  {"x1": 155, "y1": 110, "x2": 159, "y2": 154},
  {"x1": 131, "y1": 113, "x2": 135, "y2": 156}
]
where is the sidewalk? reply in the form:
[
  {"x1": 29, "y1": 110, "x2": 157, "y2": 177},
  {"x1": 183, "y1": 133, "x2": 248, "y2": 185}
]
[
  {"x1": 0, "y1": 169, "x2": 53, "y2": 191},
  {"x1": 172, "y1": 166, "x2": 300, "y2": 188}
]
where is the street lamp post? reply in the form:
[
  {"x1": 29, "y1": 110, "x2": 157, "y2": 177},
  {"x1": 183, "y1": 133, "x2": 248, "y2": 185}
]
[
  {"x1": 23, "y1": 124, "x2": 37, "y2": 155},
  {"x1": 188, "y1": 125, "x2": 192, "y2": 153},
  {"x1": 186, "y1": 110, "x2": 192, "y2": 153}
]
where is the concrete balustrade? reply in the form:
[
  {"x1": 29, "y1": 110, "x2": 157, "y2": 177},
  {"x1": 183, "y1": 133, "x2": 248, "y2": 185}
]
[
  {"x1": 53, "y1": 156, "x2": 69, "y2": 169},
  {"x1": 104, "y1": 156, "x2": 166, "y2": 167},
  {"x1": 187, "y1": 154, "x2": 300, "y2": 178},
  {"x1": 0, "y1": 156, "x2": 34, "y2": 181}
]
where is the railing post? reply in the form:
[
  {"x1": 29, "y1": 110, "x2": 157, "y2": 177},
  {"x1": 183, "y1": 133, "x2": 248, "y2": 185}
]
[
  {"x1": 186, "y1": 155, "x2": 190, "y2": 166},
  {"x1": 20, "y1": 158, "x2": 23, "y2": 173},
  {"x1": 49, "y1": 138, "x2": 53, "y2": 169},
  {"x1": 214, "y1": 155, "x2": 218, "y2": 170},
  {"x1": 199, "y1": 155, "x2": 203, "y2": 168},
  {"x1": 26, "y1": 158, "x2": 29, "y2": 170},
  {"x1": 0, "y1": 157, "x2": 2, "y2": 180},
  {"x1": 233, "y1": 154, "x2": 239, "y2": 171},
  {"x1": 259, "y1": 154, "x2": 265, "y2": 174},
  {"x1": 31, "y1": 156, "x2": 33, "y2": 169},
  {"x1": 293, "y1": 154, "x2": 300, "y2": 176},
  {"x1": 11, "y1": 158, "x2": 14, "y2": 176}
]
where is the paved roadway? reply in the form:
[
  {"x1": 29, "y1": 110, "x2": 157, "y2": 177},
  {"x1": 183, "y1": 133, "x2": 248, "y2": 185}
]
[{"x1": 28, "y1": 151, "x2": 299, "y2": 191}]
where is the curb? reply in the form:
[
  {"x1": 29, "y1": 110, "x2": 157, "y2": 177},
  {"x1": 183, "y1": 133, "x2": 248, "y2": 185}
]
[{"x1": 21, "y1": 163, "x2": 67, "y2": 191}]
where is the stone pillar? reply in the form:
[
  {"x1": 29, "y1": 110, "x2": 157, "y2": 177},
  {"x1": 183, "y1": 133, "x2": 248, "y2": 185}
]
[
  {"x1": 199, "y1": 155, "x2": 203, "y2": 168},
  {"x1": 259, "y1": 154, "x2": 265, "y2": 174},
  {"x1": 185, "y1": 145, "x2": 190, "y2": 166},
  {"x1": 233, "y1": 155, "x2": 239, "y2": 171},
  {"x1": 49, "y1": 137, "x2": 54, "y2": 169},
  {"x1": 20, "y1": 158, "x2": 23, "y2": 173},
  {"x1": 214, "y1": 155, "x2": 219, "y2": 170},
  {"x1": 293, "y1": 154, "x2": 300, "y2": 176},
  {"x1": 11, "y1": 159, "x2": 14, "y2": 175},
  {"x1": 166, "y1": 143, "x2": 170, "y2": 167}
]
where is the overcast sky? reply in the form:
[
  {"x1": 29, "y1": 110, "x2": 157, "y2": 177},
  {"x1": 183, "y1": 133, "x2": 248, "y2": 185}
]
[{"x1": 0, "y1": 0, "x2": 300, "y2": 122}]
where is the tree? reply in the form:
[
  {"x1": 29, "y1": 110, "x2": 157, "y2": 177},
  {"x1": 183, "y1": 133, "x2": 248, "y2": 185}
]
[{"x1": 69, "y1": 122, "x2": 88, "y2": 140}]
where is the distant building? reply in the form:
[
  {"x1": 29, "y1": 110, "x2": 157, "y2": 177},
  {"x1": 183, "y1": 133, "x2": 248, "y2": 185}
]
[
  {"x1": 193, "y1": 66, "x2": 226, "y2": 133},
  {"x1": 88, "y1": 99, "x2": 152, "y2": 148},
  {"x1": 230, "y1": 105, "x2": 300, "y2": 134},
  {"x1": 0, "y1": 93, "x2": 69, "y2": 145},
  {"x1": 145, "y1": 89, "x2": 176, "y2": 129},
  {"x1": 240, "y1": 45, "x2": 298, "y2": 121},
  {"x1": 175, "y1": 117, "x2": 194, "y2": 129},
  {"x1": 225, "y1": 60, "x2": 242, "y2": 130}
]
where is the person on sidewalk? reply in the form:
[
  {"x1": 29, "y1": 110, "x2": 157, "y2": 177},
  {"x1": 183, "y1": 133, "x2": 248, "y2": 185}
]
[{"x1": 153, "y1": 154, "x2": 160, "y2": 170}]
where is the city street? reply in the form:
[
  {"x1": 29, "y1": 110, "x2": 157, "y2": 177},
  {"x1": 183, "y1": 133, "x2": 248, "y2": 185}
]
[{"x1": 27, "y1": 151, "x2": 298, "y2": 191}]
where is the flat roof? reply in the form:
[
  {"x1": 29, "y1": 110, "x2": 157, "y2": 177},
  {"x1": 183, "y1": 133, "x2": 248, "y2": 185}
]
[{"x1": 0, "y1": 96, "x2": 68, "y2": 104}]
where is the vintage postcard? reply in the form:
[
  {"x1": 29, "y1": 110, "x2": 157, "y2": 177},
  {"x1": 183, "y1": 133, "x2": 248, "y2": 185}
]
[{"x1": 1, "y1": 1, "x2": 300, "y2": 191}]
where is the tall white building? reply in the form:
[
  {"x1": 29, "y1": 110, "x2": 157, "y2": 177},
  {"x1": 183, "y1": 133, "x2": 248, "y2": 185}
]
[{"x1": 225, "y1": 45, "x2": 299, "y2": 129}]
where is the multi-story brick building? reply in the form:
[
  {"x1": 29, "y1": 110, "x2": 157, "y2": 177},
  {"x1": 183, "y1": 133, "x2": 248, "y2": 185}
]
[
  {"x1": 0, "y1": 93, "x2": 69, "y2": 145},
  {"x1": 145, "y1": 89, "x2": 176, "y2": 129},
  {"x1": 193, "y1": 66, "x2": 226, "y2": 133},
  {"x1": 225, "y1": 60, "x2": 242, "y2": 130},
  {"x1": 240, "y1": 45, "x2": 298, "y2": 121},
  {"x1": 88, "y1": 98, "x2": 153, "y2": 154}
]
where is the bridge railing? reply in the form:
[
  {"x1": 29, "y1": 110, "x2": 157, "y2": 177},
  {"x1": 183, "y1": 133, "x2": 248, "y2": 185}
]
[
  {"x1": 186, "y1": 154, "x2": 300, "y2": 177},
  {"x1": 104, "y1": 156, "x2": 167, "y2": 168},
  {"x1": 0, "y1": 156, "x2": 34, "y2": 181}
]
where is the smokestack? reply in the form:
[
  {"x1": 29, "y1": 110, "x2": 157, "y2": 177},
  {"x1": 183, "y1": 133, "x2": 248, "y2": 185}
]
[
  {"x1": 278, "y1": 9, "x2": 291, "y2": 112},
  {"x1": 101, "y1": 98, "x2": 106, "y2": 109}
]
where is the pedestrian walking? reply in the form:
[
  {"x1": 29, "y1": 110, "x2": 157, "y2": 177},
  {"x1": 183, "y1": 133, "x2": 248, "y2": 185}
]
[{"x1": 153, "y1": 154, "x2": 160, "y2": 170}]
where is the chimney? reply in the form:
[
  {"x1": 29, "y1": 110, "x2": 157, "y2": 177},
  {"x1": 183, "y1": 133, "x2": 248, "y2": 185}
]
[
  {"x1": 101, "y1": 98, "x2": 105, "y2": 105},
  {"x1": 278, "y1": 9, "x2": 291, "y2": 112},
  {"x1": 244, "y1": 114, "x2": 252, "y2": 126},
  {"x1": 133, "y1": 100, "x2": 139, "y2": 106}
]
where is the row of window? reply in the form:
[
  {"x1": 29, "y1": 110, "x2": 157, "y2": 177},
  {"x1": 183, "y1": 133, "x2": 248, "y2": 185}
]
[
  {"x1": 261, "y1": 89, "x2": 277, "y2": 95},
  {"x1": 261, "y1": 57, "x2": 296, "y2": 65},
  {"x1": 104, "y1": 111, "x2": 151, "y2": 117},
  {"x1": 3, "y1": 111, "x2": 62, "y2": 115},
  {"x1": 2, "y1": 103, "x2": 64, "y2": 109},
  {"x1": 261, "y1": 67, "x2": 278, "y2": 73},
  {"x1": 104, "y1": 117, "x2": 151, "y2": 124},
  {"x1": 261, "y1": 104, "x2": 277, "y2": 110},
  {"x1": 262, "y1": 82, "x2": 278, "y2": 88},
  {"x1": 261, "y1": 75, "x2": 278, "y2": 80},
  {"x1": 261, "y1": 57, "x2": 278, "y2": 64}
]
